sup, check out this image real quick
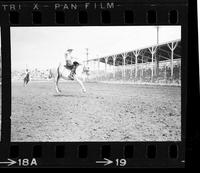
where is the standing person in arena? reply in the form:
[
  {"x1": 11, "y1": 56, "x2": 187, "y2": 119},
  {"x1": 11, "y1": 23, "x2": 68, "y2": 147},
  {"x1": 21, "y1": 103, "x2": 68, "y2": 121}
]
[{"x1": 23, "y1": 68, "x2": 30, "y2": 87}]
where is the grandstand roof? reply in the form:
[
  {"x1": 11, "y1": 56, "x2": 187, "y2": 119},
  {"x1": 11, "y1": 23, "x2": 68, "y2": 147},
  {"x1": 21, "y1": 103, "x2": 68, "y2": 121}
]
[{"x1": 88, "y1": 39, "x2": 181, "y2": 65}]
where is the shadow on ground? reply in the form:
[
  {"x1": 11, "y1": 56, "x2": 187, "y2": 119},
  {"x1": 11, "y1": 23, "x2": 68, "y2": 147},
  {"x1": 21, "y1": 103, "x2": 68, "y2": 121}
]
[{"x1": 53, "y1": 94, "x2": 86, "y2": 98}]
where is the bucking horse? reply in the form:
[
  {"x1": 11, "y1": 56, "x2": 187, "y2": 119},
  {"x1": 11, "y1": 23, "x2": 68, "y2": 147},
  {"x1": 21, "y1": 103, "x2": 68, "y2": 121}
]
[{"x1": 48, "y1": 61, "x2": 89, "y2": 94}]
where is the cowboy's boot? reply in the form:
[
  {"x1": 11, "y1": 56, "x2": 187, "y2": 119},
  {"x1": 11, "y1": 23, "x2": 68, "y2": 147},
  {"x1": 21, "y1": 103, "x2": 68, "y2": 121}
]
[{"x1": 68, "y1": 66, "x2": 76, "y2": 80}]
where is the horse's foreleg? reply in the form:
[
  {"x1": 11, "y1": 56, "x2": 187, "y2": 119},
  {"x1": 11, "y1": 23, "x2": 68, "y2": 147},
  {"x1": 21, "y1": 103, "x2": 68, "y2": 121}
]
[
  {"x1": 82, "y1": 75, "x2": 86, "y2": 82},
  {"x1": 74, "y1": 76, "x2": 86, "y2": 93},
  {"x1": 55, "y1": 75, "x2": 61, "y2": 93}
]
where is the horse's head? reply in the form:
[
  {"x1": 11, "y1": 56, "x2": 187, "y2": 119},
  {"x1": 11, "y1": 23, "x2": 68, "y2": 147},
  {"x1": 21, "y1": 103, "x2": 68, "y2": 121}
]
[{"x1": 83, "y1": 65, "x2": 90, "y2": 75}]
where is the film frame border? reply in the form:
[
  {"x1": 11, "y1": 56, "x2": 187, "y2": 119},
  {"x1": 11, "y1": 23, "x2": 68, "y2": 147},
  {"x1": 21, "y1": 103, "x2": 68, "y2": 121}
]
[{"x1": 0, "y1": 0, "x2": 189, "y2": 168}]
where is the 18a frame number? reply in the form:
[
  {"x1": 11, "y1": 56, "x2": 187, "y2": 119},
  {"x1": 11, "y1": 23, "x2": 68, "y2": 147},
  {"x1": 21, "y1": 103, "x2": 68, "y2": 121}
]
[{"x1": 18, "y1": 158, "x2": 37, "y2": 167}]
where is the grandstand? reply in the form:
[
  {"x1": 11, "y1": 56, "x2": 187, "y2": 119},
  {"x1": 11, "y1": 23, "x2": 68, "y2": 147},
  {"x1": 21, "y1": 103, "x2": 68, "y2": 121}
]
[{"x1": 84, "y1": 39, "x2": 181, "y2": 85}]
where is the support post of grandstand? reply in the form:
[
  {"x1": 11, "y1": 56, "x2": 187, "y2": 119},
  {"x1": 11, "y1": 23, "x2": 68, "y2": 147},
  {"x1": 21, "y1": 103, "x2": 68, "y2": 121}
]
[
  {"x1": 105, "y1": 57, "x2": 108, "y2": 79},
  {"x1": 130, "y1": 55, "x2": 133, "y2": 80},
  {"x1": 133, "y1": 50, "x2": 140, "y2": 80},
  {"x1": 148, "y1": 46, "x2": 157, "y2": 82},
  {"x1": 167, "y1": 41, "x2": 178, "y2": 80},
  {"x1": 164, "y1": 64, "x2": 167, "y2": 82},
  {"x1": 141, "y1": 55, "x2": 144, "y2": 80}
]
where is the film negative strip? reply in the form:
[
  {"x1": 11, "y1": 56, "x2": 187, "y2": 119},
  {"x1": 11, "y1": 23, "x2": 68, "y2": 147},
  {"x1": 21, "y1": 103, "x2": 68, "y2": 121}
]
[{"x1": 0, "y1": 0, "x2": 193, "y2": 168}]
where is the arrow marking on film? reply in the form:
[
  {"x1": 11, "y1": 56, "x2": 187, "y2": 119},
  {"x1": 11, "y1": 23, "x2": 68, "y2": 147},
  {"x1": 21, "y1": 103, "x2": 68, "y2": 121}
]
[
  {"x1": 0, "y1": 159, "x2": 17, "y2": 166},
  {"x1": 96, "y1": 158, "x2": 113, "y2": 166}
]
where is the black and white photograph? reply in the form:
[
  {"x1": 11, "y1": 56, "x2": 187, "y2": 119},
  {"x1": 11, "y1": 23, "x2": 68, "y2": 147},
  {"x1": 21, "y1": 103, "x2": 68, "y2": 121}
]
[{"x1": 11, "y1": 26, "x2": 181, "y2": 142}]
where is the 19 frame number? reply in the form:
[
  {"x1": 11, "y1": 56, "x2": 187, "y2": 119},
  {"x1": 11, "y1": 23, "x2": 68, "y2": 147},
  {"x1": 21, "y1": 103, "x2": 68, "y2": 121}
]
[{"x1": 116, "y1": 159, "x2": 127, "y2": 167}]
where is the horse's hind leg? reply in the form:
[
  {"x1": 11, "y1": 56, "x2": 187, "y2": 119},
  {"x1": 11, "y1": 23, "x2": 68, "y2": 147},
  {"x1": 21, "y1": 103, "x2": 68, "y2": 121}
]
[{"x1": 74, "y1": 75, "x2": 86, "y2": 93}]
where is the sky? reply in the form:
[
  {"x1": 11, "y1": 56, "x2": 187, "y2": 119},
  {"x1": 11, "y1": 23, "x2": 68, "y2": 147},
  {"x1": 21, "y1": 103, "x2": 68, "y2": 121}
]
[{"x1": 11, "y1": 26, "x2": 181, "y2": 70}]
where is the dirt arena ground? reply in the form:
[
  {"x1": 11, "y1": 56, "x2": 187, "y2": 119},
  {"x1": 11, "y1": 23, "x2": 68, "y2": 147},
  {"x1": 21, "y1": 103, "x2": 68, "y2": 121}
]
[{"x1": 11, "y1": 81, "x2": 181, "y2": 141}]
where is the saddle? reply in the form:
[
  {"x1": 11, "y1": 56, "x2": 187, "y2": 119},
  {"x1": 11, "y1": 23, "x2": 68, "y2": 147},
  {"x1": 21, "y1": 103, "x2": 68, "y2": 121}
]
[
  {"x1": 64, "y1": 61, "x2": 79, "y2": 71},
  {"x1": 64, "y1": 61, "x2": 80, "y2": 80},
  {"x1": 64, "y1": 64, "x2": 73, "y2": 70}
]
